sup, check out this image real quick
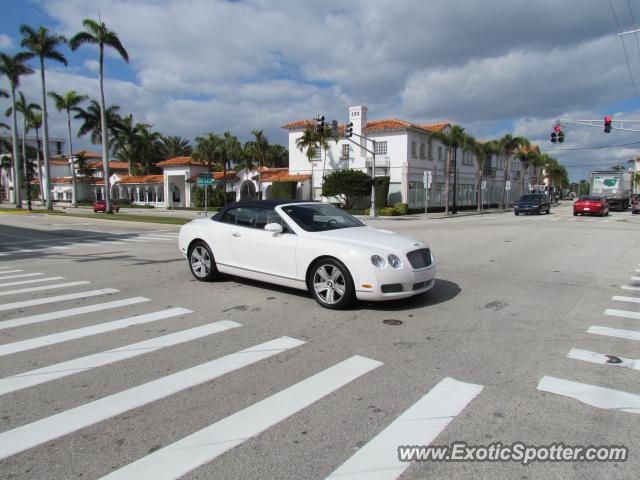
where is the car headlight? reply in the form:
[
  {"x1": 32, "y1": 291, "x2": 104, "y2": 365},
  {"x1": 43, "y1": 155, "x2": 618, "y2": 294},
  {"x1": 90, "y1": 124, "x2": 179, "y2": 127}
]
[
  {"x1": 388, "y1": 254, "x2": 403, "y2": 269},
  {"x1": 371, "y1": 255, "x2": 386, "y2": 268}
]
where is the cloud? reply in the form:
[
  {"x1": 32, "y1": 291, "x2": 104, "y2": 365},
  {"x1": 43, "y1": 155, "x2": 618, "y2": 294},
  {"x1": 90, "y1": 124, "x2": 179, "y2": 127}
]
[
  {"x1": 0, "y1": 34, "x2": 12, "y2": 49},
  {"x1": 83, "y1": 60, "x2": 99, "y2": 73}
]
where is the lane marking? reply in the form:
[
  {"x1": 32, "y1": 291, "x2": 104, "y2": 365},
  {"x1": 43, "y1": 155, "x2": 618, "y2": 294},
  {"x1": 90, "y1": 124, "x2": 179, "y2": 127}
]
[
  {"x1": 631, "y1": 277, "x2": 640, "y2": 281},
  {"x1": 100, "y1": 355, "x2": 380, "y2": 480},
  {"x1": 567, "y1": 348, "x2": 639, "y2": 371},
  {"x1": 136, "y1": 236, "x2": 174, "y2": 241},
  {"x1": 121, "y1": 239, "x2": 150, "y2": 243},
  {"x1": 537, "y1": 376, "x2": 640, "y2": 414},
  {"x1": 0, "y1": 281, "x2": 90, "y2": 297},
  {"x1": 0, "y1": 276, "x2": 64, "y2": 288},
  {"x1": 0, "y1": 307, "x2": 192, "y2": 357},
  {"x1": 0, "y1": 288, "x2": 119, "y2": 313},
  {"x1": 612, "y1": 295, "x2": 640, "y2": 304},
  {"x1": 0, "y1": 270, "x2": 24, "y2": 275},
  {"x1": 604, "y1": 308, "x2": 640, "y2": 320},
  {"x1": 326, "y1": 377, "x2": 483, "y2": 480},
  {"x1": 0, "y1": 336, "x2": 306, "y2": 461},
  {"x1": 0, "y1": 296, "x2": 149, "y2": 331},
  {"x1": 0, "y1": 320, "x2": 241, "y2": 396},
  {"x1": 622, "y1": 285, "x2": 640, "y2": 292},
  {"x1": 588, "y1": 325, "x2": 640, "y2": 341},
  {"x1": 0, "y1": 273, "x2": 44, "y2": 281}
]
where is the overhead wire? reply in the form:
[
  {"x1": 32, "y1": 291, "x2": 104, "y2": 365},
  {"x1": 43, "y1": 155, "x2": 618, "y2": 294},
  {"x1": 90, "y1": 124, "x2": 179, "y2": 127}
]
[{"x1": 609, "y1": 0, "x2": 640, "y2": 107}]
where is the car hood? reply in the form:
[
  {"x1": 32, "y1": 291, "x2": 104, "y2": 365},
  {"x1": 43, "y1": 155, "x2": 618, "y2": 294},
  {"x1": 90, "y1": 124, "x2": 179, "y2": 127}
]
[
  {"x1": 516, "y1": 202, "x2": 539, "y2": 207},
  {"x1": 309, "y1": 226, "x2": 427, "y2": 252}
]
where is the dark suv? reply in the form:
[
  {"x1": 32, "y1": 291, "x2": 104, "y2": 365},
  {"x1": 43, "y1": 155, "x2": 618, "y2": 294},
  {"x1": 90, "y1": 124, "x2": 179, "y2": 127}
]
[{"x1": 514, "y1": 194, "x2": 551, "y2": 215}]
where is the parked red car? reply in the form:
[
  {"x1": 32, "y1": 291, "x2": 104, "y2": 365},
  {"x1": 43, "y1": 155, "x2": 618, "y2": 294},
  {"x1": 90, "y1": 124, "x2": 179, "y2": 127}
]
[
  {"x1": 93, "y1": 200, "x2": 119, "y2": 213},
  {"x1": 573, "y1": 196, "x2": 609, "y2": 216}
]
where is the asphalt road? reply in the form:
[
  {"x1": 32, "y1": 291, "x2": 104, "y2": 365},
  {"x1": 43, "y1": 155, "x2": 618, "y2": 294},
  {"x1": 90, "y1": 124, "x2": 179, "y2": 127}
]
[{"x1": 0, "y1": 205, "x2": 639, "y2": 480}]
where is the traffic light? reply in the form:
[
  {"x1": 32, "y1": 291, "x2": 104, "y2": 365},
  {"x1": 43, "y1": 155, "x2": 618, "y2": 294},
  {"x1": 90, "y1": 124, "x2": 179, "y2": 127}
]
[
  {"x1": 558, "y1": 131, "x2": 564, "y2": 143},
  {"x1": 604, "y1": 115, "x2": 612, "y2": 133},
  {"x1": 550, "y1": 132, "x2": 557, "y2": 143},
  {"x1": 331, "y1": 119, "x2": 338, "y2": 137},
  {"x1": 345, "y1": 121, "x2": 354, "y2": 137},
  {"x1": 314, "y1": 114, "x2": 325, "y2": 133}
]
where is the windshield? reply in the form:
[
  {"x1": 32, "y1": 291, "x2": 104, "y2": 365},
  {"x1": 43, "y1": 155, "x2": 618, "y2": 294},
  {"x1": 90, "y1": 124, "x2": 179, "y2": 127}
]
[
  {"x1": 282, "y1": 204, "x2": 365, "y2": 232},
  {"x1": 518, "y1": 195, "x2": 542, "y2": 202}
]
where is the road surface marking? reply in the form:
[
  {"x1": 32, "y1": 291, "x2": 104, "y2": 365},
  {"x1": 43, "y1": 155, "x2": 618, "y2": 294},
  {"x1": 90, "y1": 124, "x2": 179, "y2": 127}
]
[
  {"x1": 0, "y1": 336, "x2": 305, "y2": 461},
  {"x1": 622, "y1": 285, "x2": 640, "y2": 292},
  {"x1": 0, "y1": 270, "x2": 24, "y2": 275},
  {"x1": 0, "y1": 281, "x2": 90, "y2": 297},
  {"x1": 0, "y1": 276, "x2": 64, "y2": 288},
  {"x1": 612, "y1": 295, "x2": 640, "y2": 304},
  {"x1": 631, "y1": 276, "x2": 640, "y2": 281},
  {"x1": 0, "y1": 307, "x2": 192, "y2": 357},
  {"x1": 121, "y1": 238, "x2": 150, "y2": 243},
  {"x1": 4, "y1": 248, "x2": 40, "y2": 253},
  {"x1": 0, "y1": 320, "x2": 241, "y2": 396},
  {"x1": 0, "y1": 296, "x2": 149, "y2": 331},
  {"x1": 326, "y1": 377, "x2": 483, "y2": 480},
  {"x1": 136, "y1": 236, "x2": 174, "y2": 241},
  {"x1": 0, "y1": 288, "x2": 119, "y2": 312},
  {"x1": 588, "y1": 325, "x2": 640, "y2": 341},
  {"x1": 100, "y1": 355, "x2": 380, "y2": 480},
  {"x1": 567, "y1": 348, "x2": 639, "y2": 370},
  {"x1": 605, "y1": 308, "x2": 640, "y2": 320},
  {"x1": 0, "y1": 273, "x2": 43, "y2": 281},
  {"x1": 537, "y1": 376, "x2": 640, "y2": 414}
]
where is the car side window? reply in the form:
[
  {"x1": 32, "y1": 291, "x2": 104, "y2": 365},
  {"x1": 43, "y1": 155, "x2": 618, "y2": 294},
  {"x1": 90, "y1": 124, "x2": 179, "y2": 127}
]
[
  {"x1": 221, "y1": 208, "x2": 239, "y2": 224},
  {"x1": 221, "y1": 206, "x2": 294, "y2": 233}
]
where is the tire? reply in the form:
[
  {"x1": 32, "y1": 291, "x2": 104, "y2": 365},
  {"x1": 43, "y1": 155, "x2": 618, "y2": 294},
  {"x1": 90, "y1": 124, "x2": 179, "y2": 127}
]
[
  {"x1": 573, "y1": 212, "x2": 577, "y2": 216},
  {"x1": 94, "y1": 209, "x2": 98, "y2": 213},
  {"x1": 308, "y1": 258, "x2": 355, "y2": 309},
  {"x1": 188, "y1": 241, "x2": 218, "y2": 282},
  {"x1": 546, "y1": 209, "x2": 550, "y2": 214},
  {"x1": 514, "y1": 212, "x2": 519, "y2": 216}
]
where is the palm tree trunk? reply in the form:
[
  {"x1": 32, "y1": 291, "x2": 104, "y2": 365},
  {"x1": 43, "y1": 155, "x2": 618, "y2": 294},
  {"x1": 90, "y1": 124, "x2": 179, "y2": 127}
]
[
  {"x1": 10, "y1": 87, "x2": 21, "y2": 207},
  {"x1": 444, "y1": 147, "x2": 451, "y2": 215},
  {"x1": 39, "y1": 57, "x2": 53, "y2": 211},
  {"x1": 35, "y1": 126, "x2": 44, "y2": 204},
  {"x1": 476, "y1": 168, "x2": 481, "y2": 212},
  {"x1": 223, "y1": 160, "x2": 227, "y2": 205},
  {"x1": 67, "y1": 110, "x2": 77, "y2": 207},
  {"x1": 501, "y1": 155, "x2": 509, "y2": 210},
  {"x1": 98, "y1": 45, "x2": 112, "y2": 213},
  {"x1": 478, "y1": 169, "x2": 484, "y2": 212},
  {"x1": 22, "y1": 115, "x2": 31, "y2": 210}
]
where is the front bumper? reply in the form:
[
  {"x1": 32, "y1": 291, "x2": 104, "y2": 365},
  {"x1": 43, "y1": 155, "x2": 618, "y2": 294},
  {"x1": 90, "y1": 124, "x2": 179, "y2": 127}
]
[
  {"x1": 514, "y1": 205, "x2": 540, "y2": 213},
  {"x1": 354, "y1": 263, "x2": 437, "y2": 301}
]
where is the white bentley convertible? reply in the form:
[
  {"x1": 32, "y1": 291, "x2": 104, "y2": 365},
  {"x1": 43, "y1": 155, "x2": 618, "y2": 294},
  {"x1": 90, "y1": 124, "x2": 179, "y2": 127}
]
[{"x1": 178, "y1": 200, "x2": 436, "y2": 309}]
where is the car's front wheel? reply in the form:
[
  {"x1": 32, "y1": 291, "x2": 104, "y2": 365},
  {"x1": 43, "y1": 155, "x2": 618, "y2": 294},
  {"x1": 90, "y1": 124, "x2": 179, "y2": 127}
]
[
  {"x1": 188, "y1": 241, "x2": 218, "y2": 282},
  {"x1": 309, "y1": 259, "x2": 355, "y2": 309}
]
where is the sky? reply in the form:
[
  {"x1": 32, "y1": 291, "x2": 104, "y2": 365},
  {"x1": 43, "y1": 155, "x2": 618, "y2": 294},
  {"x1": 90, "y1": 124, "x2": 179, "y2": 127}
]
[{"x1": 2, "y1": 0, "x2": 640, "y2": 181}]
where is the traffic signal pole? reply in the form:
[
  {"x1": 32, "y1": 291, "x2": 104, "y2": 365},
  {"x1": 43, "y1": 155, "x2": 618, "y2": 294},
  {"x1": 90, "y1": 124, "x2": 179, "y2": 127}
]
[{"x1": 343, "y1": 131, "x2": 377, "y2": 217}]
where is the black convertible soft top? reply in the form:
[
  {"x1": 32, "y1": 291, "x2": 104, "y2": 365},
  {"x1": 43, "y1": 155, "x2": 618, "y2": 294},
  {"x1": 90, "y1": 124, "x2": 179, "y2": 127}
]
[{"x1": 212, "y1": 199, "x2": 314, "y2": 221}]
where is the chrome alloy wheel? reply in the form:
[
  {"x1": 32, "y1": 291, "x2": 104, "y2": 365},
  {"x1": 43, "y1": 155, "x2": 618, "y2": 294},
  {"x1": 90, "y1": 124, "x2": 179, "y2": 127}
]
[
  {"x1": 190, "y1": 246, "x2": 211, "y2": 278},
  {"x1": 313, "y1": 264, "x2": 346, "y2": 305}
]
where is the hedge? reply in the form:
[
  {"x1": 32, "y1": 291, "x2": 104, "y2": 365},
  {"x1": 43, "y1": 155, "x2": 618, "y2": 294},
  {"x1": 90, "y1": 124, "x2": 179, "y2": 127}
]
[{"x1": 270, "y1": 181, "x2": 297, "y2": 199}]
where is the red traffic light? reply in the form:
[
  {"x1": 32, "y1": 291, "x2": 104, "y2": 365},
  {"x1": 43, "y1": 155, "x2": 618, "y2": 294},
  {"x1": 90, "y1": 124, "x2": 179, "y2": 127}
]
[
  {"x1": 604, "y1": 115, "x2": 612, "y2": 133},
  {"x1": 554, "y1": 124, "x2": 562, "y2": 132}
]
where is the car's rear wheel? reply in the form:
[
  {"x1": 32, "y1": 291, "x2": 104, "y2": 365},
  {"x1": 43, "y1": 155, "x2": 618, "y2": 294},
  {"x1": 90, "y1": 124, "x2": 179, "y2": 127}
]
[
  {"x1": 309, "y1": 259, "x2": 354, "y2": 309},
  {"x1": 514, "y1": 212, "x2": 519, "y2": 216},
  {"x1": 573, "y1": 211, "x2": 578, "y2": 216},
  {"x1": 188, "y1": 241, "x2": 218, "y2": 282}
]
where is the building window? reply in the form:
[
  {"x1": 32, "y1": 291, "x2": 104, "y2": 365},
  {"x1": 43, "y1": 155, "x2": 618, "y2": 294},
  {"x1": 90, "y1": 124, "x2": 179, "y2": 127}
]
[
  {"x1": 341, "y1": 143, "x2": 350, "y2": 158},
  {"x1": 56, "y1": 141, "x2": 62, "y2": 155},
  {"x1": 419, "y1": 142, "x2": 425, "y2": 159},
  {"x1": 428, "y1": 138, "x2": 433, "y2": 160},
  {"x1": 374, "y1": 141, "x2": 387, "y2": 156},
  {"x1": 411, "y1": 141, "x2": 417, "y2": 158},
  {"x1": 437, "y1": 146, "x2": 443, "y2": 161}
]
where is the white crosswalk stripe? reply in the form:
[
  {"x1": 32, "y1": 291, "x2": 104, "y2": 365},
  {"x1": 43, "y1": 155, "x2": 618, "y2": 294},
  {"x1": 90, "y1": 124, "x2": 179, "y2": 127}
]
[
  {"x1": 0, "y1": 320, "x2": 241, "y2": 396},
  {"x1": 588, "y1": 325, "x2": 640, "y2": 341},
  {"x1": 604, "y1": 308, "x2": 640, "y2": 320},
  {"x1": 621, "y1": 285, "x2": 640, "y2": 292},
  {"x1": 537, "y1": 376, "x2": 640, "y2": 414},
  {"x1": 0, "y1": 276, "x2": 64, "y2": 288},
  {"x1": 0, "y1": 307, "x2": 192, "y2": 357},
  {"x1": 0, "y1": 280, "x2": 90, "y2": 297},
  {"x1": 567, "y1": 348, "x2": 640, "y2": 371},
  {"x1": 0, "y1": 288, "x2": 119, "y2": 312},
  {"x1": 100, "y1": 354, "x2": 380, "y2": 480},
  {"x1": 0, "y1": 269, "x2": 24, "y2": 275},
  {"x1": 0, "y1": 336, "x2": 305, "y2": 461},
  {"x1": 612, "y1": 295, "x2": 640, "y2": 304},
  {"x1": 326, "y1": 377, "x2": 483, "y2": 480},
  {"x1": 0, "y1": 296, "x2": 149, "y2": 330},
  {"x1": 0, "y1": 272, "x2": 43, "y2": 281}
]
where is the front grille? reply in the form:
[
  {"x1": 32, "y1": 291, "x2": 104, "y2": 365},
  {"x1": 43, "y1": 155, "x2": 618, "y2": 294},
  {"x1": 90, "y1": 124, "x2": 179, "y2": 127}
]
[
  {"x1": 381, "y1": 283, "x2": 403, "y2": 293},
  {"x1": 406, "y1": 248, "x2": 432, "y2": 269},
  {"x1": 413, "y1": 279, "x2": 434, "y2": 291}
]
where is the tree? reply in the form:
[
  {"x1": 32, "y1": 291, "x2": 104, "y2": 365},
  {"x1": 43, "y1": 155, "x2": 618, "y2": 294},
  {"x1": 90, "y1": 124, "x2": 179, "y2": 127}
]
[
  {"x1": 136, "y1": 124, "x2": 162, "y2": 175},
  {"x1": 222, "y1": 131, "x2": 242, "y2": 203},
  {"x1": 26, "y1": 110, "x2": 44, "y2": 202},
  {"x1": 432, "y1": 125, "x2": 469, "y2": 214},
  {"x1": 516, "y1": 147, "x2": 539, "y2": 199},
  {"x1": 611, "y1": 164, "x2": 625, "y2": 172},
  {"x1": 471, "y1": 139, "x2": 498, "y2": 211},
  {"x1": 316, "y1": 124, "x2": 338, "y2": 182},
  {"x1": 296, "y1": 129, "x2": 319, "y2": 199},
  {"x1": 160, "y1": 135, "x2": 192, "y2": 159},
  {"x1": 111, "y1": 114, "x2": 140, "y2": 174},
  {"x1": 267, "y1": 144, "x2": 288, "y2": 168},
  {"x1": 497, "y1": 134, "x2": 530, "y2": 209},
  {"x1": 75, "y1": 99, "x2": 122, "y2": 146},
  {"x1": 193, "y1": 132, "x2": 222, "y2": 170},
  {"x1": 20, "y1": 24, "x2": 68, "y2": 211},
  {"x1": 321, "y1": 169, "x2": 370, "y2": 209},
  {"x1": 0, "y1": 52, "x2": 34, "y2": 206},
  {"x1": 70, "y1": 18, "x2": 129, "y2": 213},
  {"x1": 245, "y1": 129, "x2": 269, "y2": 198},
  {"x1": 48, "y1": 90, "x2": 87, "y2": 207}
]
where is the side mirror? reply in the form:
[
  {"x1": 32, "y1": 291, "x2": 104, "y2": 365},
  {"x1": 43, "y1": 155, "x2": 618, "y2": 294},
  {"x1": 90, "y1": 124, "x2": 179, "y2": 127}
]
[{"x1": 264, "y1": 222, "x2": 283, "y2": 233}]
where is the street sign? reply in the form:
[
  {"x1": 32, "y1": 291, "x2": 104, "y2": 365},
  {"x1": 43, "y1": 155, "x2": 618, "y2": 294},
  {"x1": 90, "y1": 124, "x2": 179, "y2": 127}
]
[
  {"x1": 423, "y1": 170, "x2": 433, "y2": 188},
  {"x1": 481, "y1": 180, "x2": 487, "y2": 190},
  {"x1": 505, "y1": 181, "x2": 511, "y2": 191},
  {"x1": 198, "y1": 174, "x2": 212, "y2": 186}
]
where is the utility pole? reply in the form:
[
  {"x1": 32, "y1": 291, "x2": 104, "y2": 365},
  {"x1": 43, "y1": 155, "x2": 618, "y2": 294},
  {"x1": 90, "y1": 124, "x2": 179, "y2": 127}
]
[{"x1": 343, "y1": 122, "x2": 378, "y2": 217}]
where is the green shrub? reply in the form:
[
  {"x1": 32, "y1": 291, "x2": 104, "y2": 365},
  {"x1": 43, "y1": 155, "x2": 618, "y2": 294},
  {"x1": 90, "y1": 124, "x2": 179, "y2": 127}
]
[
  {"x1": 379, "y1": 206, "x2": 399, "y2": 216},
  {"x1": 393, "y1": 202, "x2": 408, "y2": 215},
  {"x1": 270, "y1": 181, "x2": 297, "y2": 199},
  {"x1": 374, "y1": 176, "x2": 390, "y2": 208},
  {"x1": 322, "y1": 170, "x2": 371, "y2": 208}
]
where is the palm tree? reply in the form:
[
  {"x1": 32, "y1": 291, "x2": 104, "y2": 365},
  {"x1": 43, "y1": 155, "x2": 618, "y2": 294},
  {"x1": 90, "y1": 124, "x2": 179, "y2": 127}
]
[
  {"x1": 112, "y1": 114, "x2": 141, "y2": 174},
  {"x1": 516, "y1": 147, "x2": 539, "y2": 199},
  {"x1": 316, "y1": 124, "x2": 337, "y2": 183},
  {"x1": 296, "y1": 129, "x2": 318, "y2": 199},
  {"x1": 432, "y1": 125, "x2": 468, "y2": 214},
  {"x1": 75, "y1": 100, "x2": 122, "y2": 146},
  {"x1": 245, "y1": 130, "x2": 269, "y2": 198},
  {"x1": 471, "y1": 139, "x2": 498, "y2": 212},
  {"x1": 137, "y1": 124, "x2": 162, "y2": 175},
  {"x1": 20, "y1": 24, "x2": 68, "y2": 211},
  {"x1": 26, "y1": 110, "x2": 44, "y2": 202},
  {"x1": 0, "y1": 52, "x2": 34, "y2": 206},
  {"x1": 222, "y1": 132, "x2": 242, "y2": 201},
  {"x1": 497, "y1": 134, "x2": 530, "y2": 209},
  {"x1": 160, "y1": 135, "x2": 192, "y2": 159},
  {"x1": 48, "y1": 90, "x2": 87, "y2": 207},
  {"x1": 268, "y1": 144, "x2": 288, "y2": 168},
  {"x1": 6, "y1": 92, "x2": 41, "y2": 209},
  {"x1": 70, "y1": 18, "x2": 129, "y2": 213}
]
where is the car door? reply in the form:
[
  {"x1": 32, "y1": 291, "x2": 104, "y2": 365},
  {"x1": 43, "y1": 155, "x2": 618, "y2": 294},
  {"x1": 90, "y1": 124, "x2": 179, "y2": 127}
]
[{"x1": 226, "y1": 207, "x2": 298, "y2": 280}]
